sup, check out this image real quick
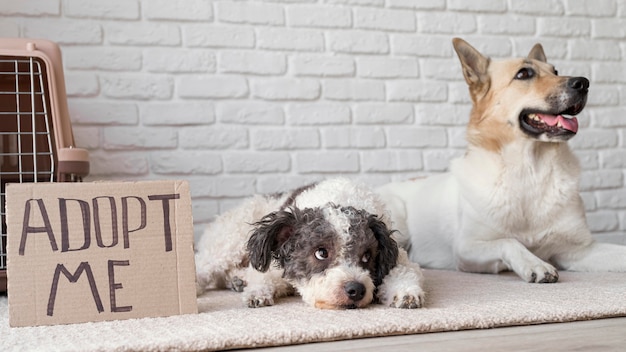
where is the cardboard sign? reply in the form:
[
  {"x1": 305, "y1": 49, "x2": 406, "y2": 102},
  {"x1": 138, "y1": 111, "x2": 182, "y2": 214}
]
[{"x1": 6, "y1": 180, "x2": 198, "y2": 327}]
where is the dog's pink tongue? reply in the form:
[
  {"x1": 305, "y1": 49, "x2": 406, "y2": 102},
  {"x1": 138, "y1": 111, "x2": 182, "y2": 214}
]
[{"x1": 538, "y1": 113, "x2": 579, "y2": 133}]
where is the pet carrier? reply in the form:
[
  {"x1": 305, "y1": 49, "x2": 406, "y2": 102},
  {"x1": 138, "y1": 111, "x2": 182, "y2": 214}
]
[{"x1": 0, "y1": 38, "x2": 89, "y2": 292}]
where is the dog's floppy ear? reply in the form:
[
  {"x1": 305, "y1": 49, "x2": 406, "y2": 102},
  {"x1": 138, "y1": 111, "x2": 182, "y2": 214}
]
[
  {"x1": 527, "y1": 43, "x2": 547, "y2": 63},
  {"x1": 247, "y1": 209, "x2": 297, "y2": 272},
  {"x1": 368, "y1": 215, "x2": 399, "y2": 287}
]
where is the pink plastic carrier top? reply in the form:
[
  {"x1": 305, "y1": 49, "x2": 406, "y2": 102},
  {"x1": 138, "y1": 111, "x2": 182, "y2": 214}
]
[{"x1": 0, "y1": 38, "x2": 89, "y2": 292}]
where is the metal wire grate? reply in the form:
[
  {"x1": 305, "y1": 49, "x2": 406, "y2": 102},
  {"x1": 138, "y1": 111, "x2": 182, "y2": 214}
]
[
  {"x1": 0, "y1": 55, "x2": 57, "y2": 278},
  {"x1": 0, "y1": 38, "x2": 90, "y2": 292}
]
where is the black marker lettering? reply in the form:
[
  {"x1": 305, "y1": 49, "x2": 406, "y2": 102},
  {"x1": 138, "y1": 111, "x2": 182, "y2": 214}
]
[
  {"x1": 148, "y1": 194, "x2": 180, "y2": 252},
  {"x1": 108, "y1": 260, "x2": 132, "y2": 313},
  {"x1": 19, "y1": 199, "x2": 57, "y2": 255},
  {"x1": 59, "y1": 198, "x2": 91, "y2": 252},
  {"x1": 121, "y1": 196, "x2": 146, "y2": 249},
  {"x1": 47, "y1": 262, "x2": 104, "y2": 316},
  {"x1": 93, "y1": 196, "x2": 118, "y2": 248}
]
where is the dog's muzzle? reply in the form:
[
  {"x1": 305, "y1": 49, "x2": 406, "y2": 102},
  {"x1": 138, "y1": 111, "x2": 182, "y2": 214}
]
[{"x1": 519, "y1": 77, "x2": 589, "y2": 141}]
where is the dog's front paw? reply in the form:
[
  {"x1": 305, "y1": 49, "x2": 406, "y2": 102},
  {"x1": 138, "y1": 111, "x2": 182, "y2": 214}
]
[
  {"x1": 386, "y1": 287, "x2": 425, "y2": 309},
  {"x1": 522, "y1": 263, "x2": 559, "y2": 283},
  {"x1": 246, "y1": 295, "x2": 274, "y2": 308},
  {"x1": 228, "y1": 276, "x2": 246, "y2": 292},
  {"x1": 243, "y1": 289, "x2": 275, "y2": 308}
]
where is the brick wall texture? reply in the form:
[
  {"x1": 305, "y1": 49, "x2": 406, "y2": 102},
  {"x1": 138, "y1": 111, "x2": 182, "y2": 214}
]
[{"x1": 2, "y1": 0, "x2": 626, "y2": 242}]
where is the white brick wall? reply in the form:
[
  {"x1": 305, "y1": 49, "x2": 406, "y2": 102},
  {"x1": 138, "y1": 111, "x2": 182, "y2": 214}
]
[{"x1": 3, "y1": 0, "x2": 626, "y2": 243}]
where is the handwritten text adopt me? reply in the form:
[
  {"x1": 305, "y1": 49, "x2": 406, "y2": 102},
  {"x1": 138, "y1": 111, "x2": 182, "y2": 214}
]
[{"x1": 17, "y1": 193, "x2": 180, "y2": 316}]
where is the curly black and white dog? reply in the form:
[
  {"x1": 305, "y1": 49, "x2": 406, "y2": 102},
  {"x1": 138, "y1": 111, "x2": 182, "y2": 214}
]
[{"x1": 195, "y1": 178, "x2": 425, "y2": 309}]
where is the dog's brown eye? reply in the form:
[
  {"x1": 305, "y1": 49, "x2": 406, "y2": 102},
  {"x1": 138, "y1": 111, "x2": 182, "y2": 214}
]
[
  {"x1": 361, "y1": 252, "x2": 371, "y2": 263},
  {"x1": 515, "y1": 67, "x2": 535, "y2": 80},
  {"x1": 315, "y1": 248, "x2": 329, "y2": 260}
]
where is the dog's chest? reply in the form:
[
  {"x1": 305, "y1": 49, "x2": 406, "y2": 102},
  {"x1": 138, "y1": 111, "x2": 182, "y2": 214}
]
[
  {"x1": 498, "y1": 165, "x2": 572, "y2": 226},
  {"x1": 460, "y1": 147, "x2": 580, "y2": 236}
]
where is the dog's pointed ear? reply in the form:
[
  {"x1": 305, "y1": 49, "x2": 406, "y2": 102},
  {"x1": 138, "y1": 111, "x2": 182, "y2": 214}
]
[
  {"x1": 368, "y1": 215, "x2": 399, "y2": 287},
  {"x1": 527, "y1": 43, "x2": 547, "y2": 63},
  {"x1": 247, "y1": 209, "x2": 296, "y2": 272},
  {"x1": 453, "y1": 38, "x2": 490, "y2": 86}
]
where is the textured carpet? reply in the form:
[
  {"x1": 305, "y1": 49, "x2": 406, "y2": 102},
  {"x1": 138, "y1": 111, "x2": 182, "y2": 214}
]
[{"x1": 2, "y1": 269, "x2": 626, "y2": 351}]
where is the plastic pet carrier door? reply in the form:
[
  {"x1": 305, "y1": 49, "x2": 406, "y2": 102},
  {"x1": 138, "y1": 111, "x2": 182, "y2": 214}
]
[{"x1": 0, "y1": 38, "x2": 89, "y2": 292}]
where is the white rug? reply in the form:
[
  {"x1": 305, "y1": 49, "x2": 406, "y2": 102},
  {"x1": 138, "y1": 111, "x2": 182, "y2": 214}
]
[{"x1": 2, "y1": 269, "x2": 626, "y2": 351}]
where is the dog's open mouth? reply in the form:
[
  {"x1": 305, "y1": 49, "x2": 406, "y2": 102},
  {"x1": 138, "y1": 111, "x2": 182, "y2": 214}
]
[{"x1": 519, "y1": 100, "x2": 586, "y2": 140}]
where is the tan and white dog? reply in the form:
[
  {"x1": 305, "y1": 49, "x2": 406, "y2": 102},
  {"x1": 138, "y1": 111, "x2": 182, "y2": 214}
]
[{"x1": 377, "y1": 38, "x2": 626, "y2": 283}]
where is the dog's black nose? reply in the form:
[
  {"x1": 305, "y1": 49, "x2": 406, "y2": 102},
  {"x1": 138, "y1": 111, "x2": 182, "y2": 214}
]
[
  {"x1": 568, "y1": 77, "x2": 589, "y2": 92},
  {"x1": 344, "y1": 281, "x2": 366, "y2": 302}
]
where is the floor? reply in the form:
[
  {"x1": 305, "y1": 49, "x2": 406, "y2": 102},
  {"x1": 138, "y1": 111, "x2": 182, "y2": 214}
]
[{"x1": 240, "y1": 316, "x2": 626, "y2": 351}]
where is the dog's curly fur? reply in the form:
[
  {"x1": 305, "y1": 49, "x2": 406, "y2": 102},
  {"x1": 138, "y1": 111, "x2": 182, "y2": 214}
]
[{"x1": 195, "y1": 178, "x2": 425, "y2": 309}]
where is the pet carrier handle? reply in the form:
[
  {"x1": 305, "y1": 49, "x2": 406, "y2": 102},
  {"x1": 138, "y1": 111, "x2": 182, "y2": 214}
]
[{"x1": 57, "y1": 147, "x2": 89, "y2": 181}]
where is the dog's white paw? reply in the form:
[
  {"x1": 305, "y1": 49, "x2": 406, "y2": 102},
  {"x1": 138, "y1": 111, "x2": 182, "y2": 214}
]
[
  {"x1": 386, "y1": 286, "x2": 425, "y2": 309},
  {"x1": 521, "y1": 263, "x2": 559, "y2": 283},
  {"x1": 244, "y1": 288, "x2": 275, "y2": 308},
  {"x1": 245, "y1": 295, "x2": 274, "y2": 308}
]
